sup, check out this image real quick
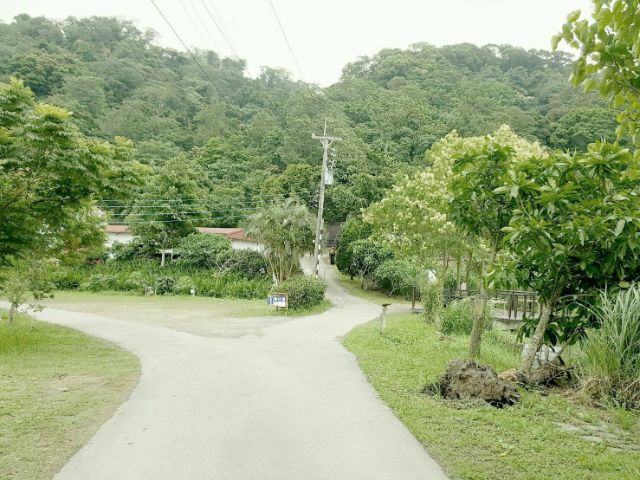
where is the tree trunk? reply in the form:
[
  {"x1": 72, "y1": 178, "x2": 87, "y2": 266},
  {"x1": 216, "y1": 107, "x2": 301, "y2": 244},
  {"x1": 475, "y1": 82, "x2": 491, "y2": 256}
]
[
  {"x1": 8, "y1": 304, "x2": 15, "y2": 326},
  {"x1": 456, "y1": 255, "x2": 462, "y2": 290},
  {"x1": 519, "y1": 304, "x2": 552, "y2": 373},
  {"x1": 468, "y1": 235, "x2": 499, "y2": 358},
  {"x1": 465, "y1": 251, "x2": 473, "y2": 288}
]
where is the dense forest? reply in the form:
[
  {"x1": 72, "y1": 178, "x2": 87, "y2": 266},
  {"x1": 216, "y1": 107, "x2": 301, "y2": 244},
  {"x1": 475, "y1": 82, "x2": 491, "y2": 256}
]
[{"x1": 0, "y1": 14, "x2": 622, "y2": 225}]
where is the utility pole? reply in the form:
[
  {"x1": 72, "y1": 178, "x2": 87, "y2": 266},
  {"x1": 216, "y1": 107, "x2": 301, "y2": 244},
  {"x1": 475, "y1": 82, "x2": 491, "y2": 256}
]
[{"x1": 311, "y1": 120, "x2": 342, "y2": 277}]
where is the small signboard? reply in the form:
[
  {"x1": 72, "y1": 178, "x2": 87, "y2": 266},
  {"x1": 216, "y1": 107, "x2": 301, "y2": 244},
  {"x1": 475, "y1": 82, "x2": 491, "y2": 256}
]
[{"x1": 268, "y1": 294, "x2": 288, "y2": 310}]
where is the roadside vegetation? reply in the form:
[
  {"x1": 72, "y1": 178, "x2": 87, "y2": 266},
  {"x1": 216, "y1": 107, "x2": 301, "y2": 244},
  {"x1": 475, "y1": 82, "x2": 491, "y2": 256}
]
[
  {"x1": 0, "y1": 312, "x2": 140, "y2": 480},
  {"x1": 344, "y1": 313, "x2": 640, "y2": 480}
]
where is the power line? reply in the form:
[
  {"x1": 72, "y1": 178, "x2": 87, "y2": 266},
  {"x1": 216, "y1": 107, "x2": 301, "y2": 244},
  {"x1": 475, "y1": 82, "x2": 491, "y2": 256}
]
[
  {"x1": 109, "y1": 206, "x2": 267, "y2": 216},
  {"x1": 186, "y1": 0, "x2": 221, "y2": 53},
  {"x1": 206, "y1": 1, "x2": 240, "y2": 57},
  {"x1": 100, "y1": 195, "x2": 315, "y2": 210},
  {"x1": 99, "y1": 191, "x2": 313, "y2": 203},
  {"x1": 149, "y1": 0, "x2": 232, "y2": 106},
  {"x1": 178, "y1": 0, "x2": 215, "y2": 52},
  {"x1": 267, "y1": 0, "x2": 307, "y2": 84},
  {"x1": 110, "y1": 212, "x2": 257, "y2": 225},
  {"x1": 200, "y1": 0, "x2": 240, "y2": 61}
]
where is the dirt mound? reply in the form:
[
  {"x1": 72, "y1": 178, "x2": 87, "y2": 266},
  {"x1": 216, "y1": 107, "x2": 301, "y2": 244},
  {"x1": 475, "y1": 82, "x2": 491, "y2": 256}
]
[{"x1": 426, "y1": 358, "x2": 520, "y2": 408}]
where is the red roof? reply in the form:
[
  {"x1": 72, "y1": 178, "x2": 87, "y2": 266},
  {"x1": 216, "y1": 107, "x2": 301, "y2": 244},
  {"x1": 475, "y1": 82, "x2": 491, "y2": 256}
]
[
  {"x1": 196, "y1": 227, "x2": 245, "y2": 240},
  {"x1": 105, "y1": 225, "x2": 252, "y2": 241},
  {"x1": 104, "y1": 225, "x2": 130, "y2": 234}
]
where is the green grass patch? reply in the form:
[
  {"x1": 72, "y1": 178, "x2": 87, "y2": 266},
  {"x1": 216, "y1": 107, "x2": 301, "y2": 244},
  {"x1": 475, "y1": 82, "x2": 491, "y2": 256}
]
[
  {"x1": 0, "y1": 311, "x2": 140, "y2": 480},
  {"x1": 343, "y1": 313, "x2": 640, "y2": 480},
  {"x1": 333, "y1": 267, "x2": 413, "y2": 305},
  {"x1": 269, "y1": 299, "x2": 333, "y2": 317}
]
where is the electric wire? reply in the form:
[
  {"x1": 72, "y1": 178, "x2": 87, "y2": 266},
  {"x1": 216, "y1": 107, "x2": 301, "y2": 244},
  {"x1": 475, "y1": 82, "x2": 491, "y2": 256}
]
[
  {"x1": 110, "y1": 212, "x2": 263, "y2": 225},
  {"x1": 100, "y1": 195, "x2": 315, "y2": 210},
  {"x1": 149, "y1": 0, "x2": 232, "y2": 106},
  {"x1": 178, "y1": 0, "x2": 216, "y2": 52},
  {"x1": 267, "y1": 0, "x2": 307, "y2": 84},
  {"x1": 187, "y1": 0, "x2": 222, "y2": 53},
  {"x1": 99, "y1": 191, "x2": 312, "y2": 203},
  {"x1": 206, "y1": 0, "x2": 240, "y2": 57},
  {"x1": 109, "y1": 205, "x2": 267, "y2": 216},
  {"x1": 200, "y1": 0, "x2": 240, "y2": 60}
]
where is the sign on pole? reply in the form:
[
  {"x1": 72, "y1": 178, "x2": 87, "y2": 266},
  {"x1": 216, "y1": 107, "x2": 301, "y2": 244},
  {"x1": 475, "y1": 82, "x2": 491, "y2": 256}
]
[{"x1": 268, "y1": 293, "x2": 288, "y2": 312}]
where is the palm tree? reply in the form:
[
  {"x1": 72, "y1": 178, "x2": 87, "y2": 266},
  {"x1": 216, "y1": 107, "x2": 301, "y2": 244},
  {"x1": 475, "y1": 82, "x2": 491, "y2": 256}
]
[{"x1": 245, "y1": 199, "x2": 314, "y2": 283}]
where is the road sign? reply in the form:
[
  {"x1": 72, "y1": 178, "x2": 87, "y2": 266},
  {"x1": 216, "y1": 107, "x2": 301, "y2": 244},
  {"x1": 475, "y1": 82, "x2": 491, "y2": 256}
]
[{"x1": 268, "y1": 294, "x2": 288, "y2": 309}]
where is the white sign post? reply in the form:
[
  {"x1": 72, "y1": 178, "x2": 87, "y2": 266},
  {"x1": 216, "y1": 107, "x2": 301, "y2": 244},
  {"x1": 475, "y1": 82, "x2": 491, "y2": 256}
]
[{"x1": 268, "y1": 293, "x2": 289, "y2": 313}]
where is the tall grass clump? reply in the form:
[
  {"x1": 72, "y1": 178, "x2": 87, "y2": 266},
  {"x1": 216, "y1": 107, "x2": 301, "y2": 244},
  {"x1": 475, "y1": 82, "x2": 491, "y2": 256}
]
[
  {"x1": 579, "y1": 286, "x2": 640, "y2": 407},
  {"x1": 440, "y1": 298, "x2": 474, "y2": 335}
]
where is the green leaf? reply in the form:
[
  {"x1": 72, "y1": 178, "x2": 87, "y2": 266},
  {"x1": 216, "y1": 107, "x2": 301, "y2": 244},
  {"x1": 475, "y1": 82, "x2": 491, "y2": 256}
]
[
  {"x1": 614, "y1": 219, "x2": 626, "y2": 237},
  {"x1": 510, "y1": 185, "x2": 519, "y2": 199},
  {"x1": 567, "y1": 10, "x2": 581, "y2": 23}
]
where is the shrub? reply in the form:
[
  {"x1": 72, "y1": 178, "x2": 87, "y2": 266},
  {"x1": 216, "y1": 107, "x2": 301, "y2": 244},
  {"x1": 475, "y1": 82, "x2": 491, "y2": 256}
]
[
  {"x1": 441, "y1": 299, "x2": 475, "y2": 335},
  {"x1": 155, "y1": 277, "x2": 174, "y2": 295},
  {"x1": 336, "y1": 216, "x2": 372, "y2": 275},
  {"x1": 579, "y1": 287, "x2": 640, "y2": 407},
  {"x1": 374, "y1": 259, "x2": 422, "y2": 297},
  {"x1": 271, "y1": 275, "x2": 327, "y2": 309},
  {"x1": 82, "y1": 274, "x2": 118, "y2": 292},
  {"x1": 174, "y1": 276, "x2": 194, "y2": 295},
  {"x1": 49, "y1": 267, "x2": 85, "y2": 290},
  {"x1": 217, "y1": 249, "x2": 269, "y2": 277},
  {"x1": 420, "y1": 277, "x2": 443, "y2": 324},
  {"x1": 124, "y1": 271, "x2": 146, "y2": 293},
  {"x1": 109, "y1": 240, "x2": 149, "y2": 262},
  {"x1": 174, "y1": 233, "x2": 232, "y2": 269},
  {"x1": 348, "y1": 239, "x2": 394, "y2": 288}
]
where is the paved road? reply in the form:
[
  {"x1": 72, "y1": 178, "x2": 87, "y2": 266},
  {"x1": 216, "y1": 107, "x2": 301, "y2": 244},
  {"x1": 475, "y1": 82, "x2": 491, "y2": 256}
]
[{"x1": 23, "y1": 261, "x2": 449, "y2": 480}]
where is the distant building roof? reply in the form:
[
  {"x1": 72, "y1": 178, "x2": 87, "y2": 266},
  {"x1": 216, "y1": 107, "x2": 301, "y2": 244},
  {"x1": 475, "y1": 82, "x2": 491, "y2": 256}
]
[
  {"x1": 196, "y1": 227, "x2": 246, "y2": 240},
  {"x1": 105, "y1": 224, "x2": 130, "y2": 234},
  {"x1": 104, "y1": 225, "x2": 252, "y2": 242}
]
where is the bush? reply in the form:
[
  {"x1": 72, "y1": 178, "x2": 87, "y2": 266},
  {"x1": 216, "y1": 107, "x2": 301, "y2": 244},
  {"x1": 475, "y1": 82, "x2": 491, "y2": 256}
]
[
  {"x1": 49, "y1": 267, "x2": 85, "y2": 290},
  {"x1": 155, "y1": 277, "x2": 174, "y2": 295},
  {"x1": 579, "y1": 287, "x2": 640, "y2": 407},
  {"x1": 441, "y1": 299, "x2": 475, "y2": 335},
  {"x1": 50, "y1": 257, "x2": 272, "y2": 299},
  {"x1": 420, "y1": 277, "x2": 443, "y2": 324},
  {"x1": 348, "y1": 239, "x2": 394, "y2": 288},
  {"x1": 336, "y1": 216, "x2": 372, "y2": 275},
  {"x1": 374, "y1": 259, "x2": 422, "y2": 297},
  {"x1": 174, "y1": 233, "x2": 232, "y2": 269},
  {"x1": 174, "y1": 276, "x2": 194, "y2": 295},
  {"x1": 124, "y1": 271, "x2": 146, "y2": 293},
  {"x1": 271, "y1": 275, "x2": 327, "y2": 309},
  {"x1": 82, "y1": 274, "x2": 118, "y2": 292},
  {"x1": 217, "y1": 249, "x2": 269, "y2": 277},
  {"x1": 109, "y1": 240, "x2": 149, "y2": 262}
]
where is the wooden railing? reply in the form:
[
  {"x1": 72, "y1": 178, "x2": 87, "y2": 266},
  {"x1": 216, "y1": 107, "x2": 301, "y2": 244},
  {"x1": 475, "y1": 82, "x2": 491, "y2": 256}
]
[{"x1": 412, "y1": 287, "x2": 542, "y2": 321}]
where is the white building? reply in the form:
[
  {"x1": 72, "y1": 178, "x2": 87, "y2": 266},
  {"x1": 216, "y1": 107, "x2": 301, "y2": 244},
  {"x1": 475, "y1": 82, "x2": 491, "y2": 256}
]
[{"x1": 104, "y1": 225, "x2": 261, "y2": 251}]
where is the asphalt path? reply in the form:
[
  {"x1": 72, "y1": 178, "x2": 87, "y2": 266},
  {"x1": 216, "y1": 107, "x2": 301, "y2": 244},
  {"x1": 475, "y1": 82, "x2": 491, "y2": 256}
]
[{"x1": 11, "y1": 261, "x2": 448, "y2": 480}]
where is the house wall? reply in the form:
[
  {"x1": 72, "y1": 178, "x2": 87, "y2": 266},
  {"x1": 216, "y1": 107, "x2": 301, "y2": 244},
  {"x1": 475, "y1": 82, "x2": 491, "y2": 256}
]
[
  {"x1": 231, "y1": 240, "x2": 261, "y2": 252},
  {"x1": 106, "y1": 232, "x2": 134, "y2": 247}
]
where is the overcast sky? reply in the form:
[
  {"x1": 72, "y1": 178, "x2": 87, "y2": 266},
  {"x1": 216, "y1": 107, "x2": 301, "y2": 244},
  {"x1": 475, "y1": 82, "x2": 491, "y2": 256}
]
[{"x1": 2, "y1": 0, "x2": 594, "y2": 86}]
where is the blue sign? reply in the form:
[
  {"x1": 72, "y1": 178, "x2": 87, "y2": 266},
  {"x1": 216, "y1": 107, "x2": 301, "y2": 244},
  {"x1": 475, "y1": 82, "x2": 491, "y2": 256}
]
[{"x1": 268, "y1": 295, "x2": 288, "y2": 308}]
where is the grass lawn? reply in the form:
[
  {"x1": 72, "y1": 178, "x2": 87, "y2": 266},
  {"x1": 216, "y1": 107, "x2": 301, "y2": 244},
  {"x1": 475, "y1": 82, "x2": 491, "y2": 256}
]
[
  {"x1": 0, "y1": 312, "x2": 140, "y2": 480},
  {"x1": 37, "y1": 292, "x2": 332, "y2": 338},
  {"x1": 333, "y1": 267, "x2": 413, "y2": 306},
  {"x1": 344, "y1": 313, "x2": 640, "y2": 480}
]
